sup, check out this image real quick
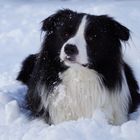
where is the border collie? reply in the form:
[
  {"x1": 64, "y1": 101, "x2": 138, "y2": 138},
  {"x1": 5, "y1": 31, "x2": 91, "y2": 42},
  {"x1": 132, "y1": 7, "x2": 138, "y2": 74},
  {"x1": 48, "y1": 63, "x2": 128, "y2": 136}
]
[{"x1": 17, "y1": 9, "x2": 140, "y2": 125}]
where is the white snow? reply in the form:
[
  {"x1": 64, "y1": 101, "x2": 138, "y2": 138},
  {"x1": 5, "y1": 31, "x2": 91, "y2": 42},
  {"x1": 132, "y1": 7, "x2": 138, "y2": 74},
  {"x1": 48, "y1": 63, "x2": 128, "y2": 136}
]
[{"x1": 0, "y1": 0, "x2": 140, "y2": 140}]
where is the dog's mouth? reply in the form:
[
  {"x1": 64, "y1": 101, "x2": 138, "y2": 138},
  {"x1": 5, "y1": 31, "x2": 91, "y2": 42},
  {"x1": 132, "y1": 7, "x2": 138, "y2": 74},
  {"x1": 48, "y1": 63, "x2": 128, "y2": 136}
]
[
  {"x1": 62, "y1": 56, "x2": 88, "y2": 68},
  {"x1": 65, "y1": 55, "x2": 76, "y2": 62}
]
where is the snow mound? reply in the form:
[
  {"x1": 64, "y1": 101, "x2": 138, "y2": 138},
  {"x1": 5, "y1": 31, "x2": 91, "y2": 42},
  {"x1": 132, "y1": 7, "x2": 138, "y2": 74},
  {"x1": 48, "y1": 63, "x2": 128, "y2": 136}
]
[{"x1": 0, "y1": 82, "x2": 140, "y2": 140}]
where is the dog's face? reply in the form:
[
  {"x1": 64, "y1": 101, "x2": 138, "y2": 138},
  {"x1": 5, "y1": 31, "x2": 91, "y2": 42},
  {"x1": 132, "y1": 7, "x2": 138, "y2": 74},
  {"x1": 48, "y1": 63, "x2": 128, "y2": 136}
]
[{"x1": 42, "y1": 9, "x2": 129, "y2": 69}]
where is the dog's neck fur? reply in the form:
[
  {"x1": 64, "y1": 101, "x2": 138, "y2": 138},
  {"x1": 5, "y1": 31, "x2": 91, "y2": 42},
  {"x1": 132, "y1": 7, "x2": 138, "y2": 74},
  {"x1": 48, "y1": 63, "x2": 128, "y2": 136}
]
[{"x1": 43, "y1": 64, "x2": 130, "y2": 125}]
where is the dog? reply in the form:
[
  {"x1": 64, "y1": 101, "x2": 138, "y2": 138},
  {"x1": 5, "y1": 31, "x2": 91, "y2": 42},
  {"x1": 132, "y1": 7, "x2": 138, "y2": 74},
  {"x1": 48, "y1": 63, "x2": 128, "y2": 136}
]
[{"x1": 17, "y1": 9, "x2": 140, "y2": 125}]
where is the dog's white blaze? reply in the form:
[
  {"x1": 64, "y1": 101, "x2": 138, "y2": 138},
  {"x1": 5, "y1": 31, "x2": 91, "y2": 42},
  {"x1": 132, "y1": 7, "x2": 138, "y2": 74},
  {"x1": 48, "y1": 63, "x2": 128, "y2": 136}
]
[
  {"x1": 60, "y1": 16, "x2": 88, "y2": 65},
  {"x1": 46, "y1": 65, "x2": 130, "y2": 125}
]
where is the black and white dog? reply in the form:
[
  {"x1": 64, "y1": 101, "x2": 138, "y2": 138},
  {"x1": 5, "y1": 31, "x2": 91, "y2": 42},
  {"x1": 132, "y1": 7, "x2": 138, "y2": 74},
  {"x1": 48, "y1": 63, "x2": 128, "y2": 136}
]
[{"x1": 17, "y1": 9, "x2": 140, "y2": 125}]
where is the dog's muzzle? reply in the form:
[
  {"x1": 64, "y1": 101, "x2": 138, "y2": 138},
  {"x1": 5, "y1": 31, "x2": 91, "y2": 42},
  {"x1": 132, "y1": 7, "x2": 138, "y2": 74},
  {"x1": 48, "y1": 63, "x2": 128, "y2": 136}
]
[{"x1": 64, "y1": 44, "x2": 79, "y2": 62}]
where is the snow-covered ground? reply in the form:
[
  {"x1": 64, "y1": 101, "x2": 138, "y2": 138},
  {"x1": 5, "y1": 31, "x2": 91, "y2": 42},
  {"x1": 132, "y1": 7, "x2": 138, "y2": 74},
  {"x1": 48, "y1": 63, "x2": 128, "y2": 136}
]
[{"x1": 0, "y1": 0, "x2": 140, "y2": 140}]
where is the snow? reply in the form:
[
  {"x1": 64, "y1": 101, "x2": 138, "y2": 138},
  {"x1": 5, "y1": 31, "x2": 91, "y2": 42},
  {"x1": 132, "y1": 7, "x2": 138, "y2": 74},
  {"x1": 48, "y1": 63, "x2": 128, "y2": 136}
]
[{"x1": 0, "y1": 0, "x2": 140, "y2": 140}]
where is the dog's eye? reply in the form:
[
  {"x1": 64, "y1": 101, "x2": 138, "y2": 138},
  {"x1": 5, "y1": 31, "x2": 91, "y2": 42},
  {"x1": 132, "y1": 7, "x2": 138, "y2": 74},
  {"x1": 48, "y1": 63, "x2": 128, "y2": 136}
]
[
  {"x1": 87, "y1": 34, "x2": 97, "y2": 41},
  {"x1": 62, "y1": 30, "x2": 72, "y2": 38},
  {"x1": 62, "y1": 26, "x2": 74, "y2": 39},
  {"x1": 64, "y1": 32, "x2": 70, "y2": 37},
  {"x1": 88, "y1": 36, "x2": 94, "y2": 41}
]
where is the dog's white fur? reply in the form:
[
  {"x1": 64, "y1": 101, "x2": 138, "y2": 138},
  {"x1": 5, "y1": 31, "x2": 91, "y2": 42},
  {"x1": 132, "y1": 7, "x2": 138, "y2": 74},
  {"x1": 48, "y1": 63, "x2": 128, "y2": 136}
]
[
  {"x1": 45, "y1": 64, "x2": 130, "y2": 125},
  {"x1": 60, "y1": 16, "x2": 88, "y2": 66}
]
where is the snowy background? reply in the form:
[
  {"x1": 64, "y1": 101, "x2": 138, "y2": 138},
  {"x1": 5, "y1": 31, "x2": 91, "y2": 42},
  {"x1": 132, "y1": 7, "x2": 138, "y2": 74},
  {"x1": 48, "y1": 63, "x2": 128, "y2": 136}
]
[{"x1": 0, "y1": 0, "x2": 140, "y2": 140}]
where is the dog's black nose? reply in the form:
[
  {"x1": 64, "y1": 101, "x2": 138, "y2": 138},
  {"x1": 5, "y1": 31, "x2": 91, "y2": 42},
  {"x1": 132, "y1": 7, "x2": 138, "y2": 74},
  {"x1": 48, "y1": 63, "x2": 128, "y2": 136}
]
[{"x1": 64, "y1": 44, "x2": 79, "y2": 56}]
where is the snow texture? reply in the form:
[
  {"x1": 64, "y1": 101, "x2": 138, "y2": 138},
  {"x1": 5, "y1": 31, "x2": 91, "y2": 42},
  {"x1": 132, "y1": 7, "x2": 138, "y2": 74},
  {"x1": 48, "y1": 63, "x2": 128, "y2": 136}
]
[{"x1": 0, "y1": 0, "x2": 140, "y2": 140}]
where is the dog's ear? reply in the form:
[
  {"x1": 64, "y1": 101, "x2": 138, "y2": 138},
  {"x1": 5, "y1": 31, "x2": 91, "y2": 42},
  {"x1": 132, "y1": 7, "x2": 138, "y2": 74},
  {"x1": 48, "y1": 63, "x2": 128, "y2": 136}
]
[
  {"x1": 41, "y1": 9, "x2": 75, "y2": 31},
  {"x1": 108, "y1": 16, "x2": 130, "y2": 41},
  {"x1": 100, "y1": 15, "x2": 130, "y2": 41},
  {"x1": 112, "y1": 19, "x2": 130, "y2": 41},
  {"x1": 41, "y1": 14, "x2": 56, "y2": 31}
]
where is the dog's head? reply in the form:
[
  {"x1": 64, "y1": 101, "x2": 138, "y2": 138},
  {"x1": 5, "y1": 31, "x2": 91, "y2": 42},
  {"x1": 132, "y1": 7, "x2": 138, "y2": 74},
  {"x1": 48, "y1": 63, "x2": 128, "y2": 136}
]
[{"x1": 42, "y1": 9, "x2": 130, "y2": 68}]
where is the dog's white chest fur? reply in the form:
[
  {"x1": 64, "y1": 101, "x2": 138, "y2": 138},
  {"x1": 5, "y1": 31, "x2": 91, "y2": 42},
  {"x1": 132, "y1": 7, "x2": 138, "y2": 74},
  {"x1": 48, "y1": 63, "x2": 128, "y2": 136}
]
[{"x1": 47, "y1": 65, "x2": 130, "y2": 125}]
